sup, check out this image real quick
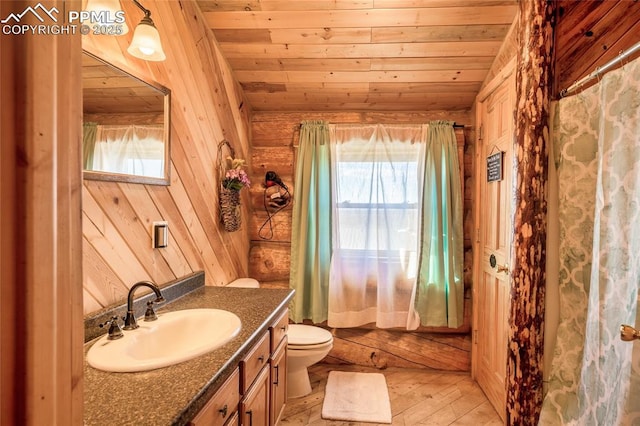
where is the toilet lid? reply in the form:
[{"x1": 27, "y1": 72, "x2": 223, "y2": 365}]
[
  {"x1": 226, "y1": 278, "x2": 260, "y2": 288},
  {"x1": 288, "y1": 324, "x2": 333, "y2": 346}
]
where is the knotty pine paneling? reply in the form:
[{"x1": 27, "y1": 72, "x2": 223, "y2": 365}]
[
  {"x1": 200, "y1": 1, "x2": 517, "y2": 112},
  {"x1": 480, "y1": 15, "x2": 518, "y2": 93},
  {"x1": 199, "y1": 0, "x2": 515, "y2": 12},
  {"x1": 554, "y1": 0, "x2": 640, "y2": 96},
  {"x1": 81, "y1": 0, "x2": 252, "y2": 314},
  {"x1": 249, "y1": 111, "x2": 474, "y2": 370},
  {"x1": 205, "y1": 7, "x2": 516, "y2": 29}
]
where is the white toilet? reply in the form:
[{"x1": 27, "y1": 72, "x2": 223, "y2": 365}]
[
  {"x1": 226, "y1": 278, "x2": 334, "y2": 398},
  {"x1": 286, "y1": 323, "x2": 333, "y2": 398}
]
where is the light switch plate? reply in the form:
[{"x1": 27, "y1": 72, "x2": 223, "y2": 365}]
[{"x1": 152, "y1": 221, "x2": 168, "y2": 248}]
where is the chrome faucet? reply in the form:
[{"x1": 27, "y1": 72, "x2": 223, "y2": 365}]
[{"x1": 123, "y1": 281, "x2": 166, "y2": 330}]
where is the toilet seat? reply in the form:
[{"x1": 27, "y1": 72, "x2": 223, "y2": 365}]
[
  {"x1": 288, "y1": 341, "x2": 333, "y2": 351},
  {"x1": 288, "y1": 324, "x2": 333, "y2": 350}
]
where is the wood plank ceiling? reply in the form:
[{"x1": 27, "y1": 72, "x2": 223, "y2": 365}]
[{"x1": 197, "y1": 1, "x2": 519, "y2": 112}]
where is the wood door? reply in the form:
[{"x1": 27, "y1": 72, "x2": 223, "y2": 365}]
[{"x1": 472, "y1": 63, "x2": 516, "y2": 423}]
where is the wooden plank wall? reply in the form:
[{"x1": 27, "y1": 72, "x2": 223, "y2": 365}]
[
  {"x1": 553, "y1": 0, "x2": 640, "y2": 96},
  {"x1": 81, "y1": 0, "x2": 252, "y2": 314},
  {"x1": 1, "y1": 0, "x2": 84, "y2": 422},
  {"x1": 250, "y1": 111, "x2": 474, "y2": 371}
]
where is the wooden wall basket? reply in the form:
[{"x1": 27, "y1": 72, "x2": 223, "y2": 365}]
[{"x1": 218, "y1": 140, "x2": 241, "y2": 232}]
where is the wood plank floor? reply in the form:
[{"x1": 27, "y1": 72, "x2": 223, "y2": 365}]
[{"x1": 280, "y1": 363, "x2": 502, "y2": 426}]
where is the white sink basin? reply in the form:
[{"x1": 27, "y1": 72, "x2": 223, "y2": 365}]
[{"x1": 87, "y1": 308, "x2": 241, "y2": 372}]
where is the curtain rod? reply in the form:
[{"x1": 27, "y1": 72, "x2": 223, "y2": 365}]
[
  {"x1": 559, "y1": 40, "x2": 640, "y2": 98},
  {"x1": 296, "y1": 122, "x2": 465, "y2": 128}
]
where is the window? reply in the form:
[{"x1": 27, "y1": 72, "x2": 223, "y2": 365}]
[
  {"x1": 293, "y1": 121, "x2": 463, "y2": 329},
  {"x1": 328, "y1": 125, "x2": 427, "y2": 329},
  {"x1": 334, "y1": 148, "x2": 421, "y2": 269}
]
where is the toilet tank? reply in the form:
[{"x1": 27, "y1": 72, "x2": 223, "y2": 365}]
[{"x1": 226, "y1": 278, "x2": 260, "y2": 288}]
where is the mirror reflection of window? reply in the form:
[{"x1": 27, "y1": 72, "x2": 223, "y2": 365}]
[{"x1": 83, "y1": 124, "x2": 165, "y2": 178}]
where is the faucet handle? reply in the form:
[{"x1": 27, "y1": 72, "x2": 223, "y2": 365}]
[
  {"x1": 144, "y1": 301, "x2": 158, "y2": 322},
  {"x1": 99, "y1": 316, "x2": 124, "y2": 340}
]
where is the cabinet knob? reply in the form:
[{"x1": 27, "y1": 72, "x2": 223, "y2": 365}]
[
  {"x1": 257, "y1": 355, "x2": 265, "y2": 363},
  {"x1": 218, "y1": 404, "x2": 228, "y2": 418}
]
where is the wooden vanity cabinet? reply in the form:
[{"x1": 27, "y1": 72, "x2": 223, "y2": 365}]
[
  {"x1": 240, "y1": 364, "x2": 270, "y2": 426},
  {"x1": 269, "y1": 309, "x2": 289, "y2": 425},
  {"x1": 191, "y1": 308, "x2": 289, "y2": 426},
  {"x1": 269, "y1": 338, "x2": 287, "y2": 426},
  {"x1": 269, "y1": 309, "x2": 288, "y2": 351},
  {"x1": 241, "y1": 332, "x2": 270, "y2": 392},
  {"x1": 226, "y1": 412, "x2": 240, "y2": 426},
  {"x1": 240, "y1": 331, "x2": 271, "y2": 426},
  {"x1": 189, "y1": 367, "x2": 240, "y2": 426}
]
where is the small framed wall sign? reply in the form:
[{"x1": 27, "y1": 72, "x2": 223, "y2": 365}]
[{"x1": 487, "y1": 151, "x2": 504, "y2": 182}]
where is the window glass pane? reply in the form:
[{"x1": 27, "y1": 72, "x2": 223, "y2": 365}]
[
  {"x1": 336, "y1": 207, "x2": 418, "y2": 252},
  {"x1": 335, "y1": 161, "x2": 419, "y2": 204},
  {"x1": 334, "y1": 141, "x2": 421, "y2": 254}
]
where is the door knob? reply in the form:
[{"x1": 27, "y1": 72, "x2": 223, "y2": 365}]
[
  {"x1": 497, "y1": 264, "x2": 509, "y2": 274},
  {"x1": 621, "y1": 324, "x2": 640, "y2": 341}
]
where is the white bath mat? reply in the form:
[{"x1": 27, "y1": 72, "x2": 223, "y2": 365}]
[{"x1": 321, "y1": 371, "x2": 392, "y2": 424}]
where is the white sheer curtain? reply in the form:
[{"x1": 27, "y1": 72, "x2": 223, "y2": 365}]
[
  {"x1": 327, "y1": 124, "x2": 427, "y2": 329},
  {"x1": 91, "y1": 124, "x2": 164, "y2": 177}
]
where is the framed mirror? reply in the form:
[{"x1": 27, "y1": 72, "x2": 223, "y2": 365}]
[{"x1": 82, "y1": 51, "x2": 171, "y2": 185}]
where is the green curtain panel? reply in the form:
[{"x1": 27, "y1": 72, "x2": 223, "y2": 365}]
[
  {"x1": 82, "y1": 122, "x2": 98, "y2": 170},
  {"x1": 289, "y1": 120, "x2": 332, "y2": 323},
  {"x1": 414, "y1": 121, "x2": 464, "y2": 328}
]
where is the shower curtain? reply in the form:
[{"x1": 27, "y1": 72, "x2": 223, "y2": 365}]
[{"x1": 540, "y1": 56, "x2": 640, "y2": 425}]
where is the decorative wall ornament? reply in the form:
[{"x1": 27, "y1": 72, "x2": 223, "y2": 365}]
[{"x1": 218, "y1": 140, "x2": 250, "y2": 232}]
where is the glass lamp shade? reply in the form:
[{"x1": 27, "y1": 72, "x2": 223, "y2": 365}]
[
  {"x1": 84, "y1": 0, "x2": 128, "y2": 34},
  {"x1": 127, "y1": 20, "x2": 166, "y2": 61}
]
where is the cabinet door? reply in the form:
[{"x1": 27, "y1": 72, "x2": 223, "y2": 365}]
[
  {"x1": 241, "y1": 366, "x2": 270, "y2": 426},
  {"x1": 225, "y1": 411, "x2": 239, "y2": 426},
  {"x1": 190, "y1": 368, "x2": 240, "y2": 426},
  {"x1": 270, "y1": 337, "x2": 287, "y2": 426}
]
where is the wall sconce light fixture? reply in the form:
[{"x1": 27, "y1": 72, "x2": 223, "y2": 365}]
[{"x1": 127, "y1": 0, "x2": 166, "y2": 61}]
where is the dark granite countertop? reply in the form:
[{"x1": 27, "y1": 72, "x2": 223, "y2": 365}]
[{"x1": 84, "y1": 286, "x2": 294, "y2": 426}]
